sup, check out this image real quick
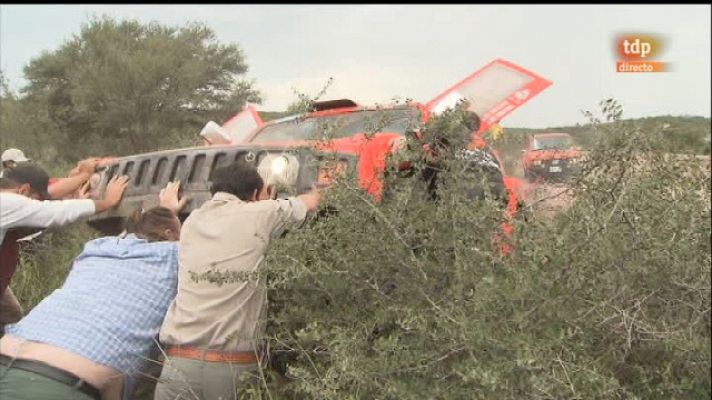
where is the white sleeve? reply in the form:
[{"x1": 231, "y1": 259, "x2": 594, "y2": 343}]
[
  {"x1": 278, "y1": 197, "x2": 308, "y2": 224},
  {"x1": 0, "y1": 193, "x2": 96, "y2": 230},
  {"x1": 268, "y1": 197, "x2": 308, "y2": 238}
]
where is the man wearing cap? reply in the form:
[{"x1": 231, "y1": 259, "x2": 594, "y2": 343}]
[
  {"x1": 1, "y1": 149, "x2": 103, "y2": 201},
  {"x1": 0, "y1": 148, "x2": 30, "y2": 170},
  {"x1": 0, "y1": 163, "x2": 129, "y2": 332}
]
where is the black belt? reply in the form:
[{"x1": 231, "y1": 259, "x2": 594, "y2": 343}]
[{"x1": 0, "y1": 354, "x2": 101, "y2": 400}]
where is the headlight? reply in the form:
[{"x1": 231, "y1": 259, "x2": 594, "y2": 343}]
[
  {"x1": 257, "y1": 153, "x2": 300, "y2": 188},
  {"x1": 533, "y1": 160, "x2": 542, "y2": 166},
  {"x1": 271, "y1": 156, "x2": 288, "y2": 176}
]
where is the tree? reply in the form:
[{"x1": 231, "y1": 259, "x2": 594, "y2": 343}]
[
  {"x1": 20, "y1": 17, "x2": 261, "y2": 160},
  {"x1": 1, "y1": 70, "x2": 62, "y2": 169},
  {"x1": 0, "y1": 70, "x2": 9, "y2": 99}
]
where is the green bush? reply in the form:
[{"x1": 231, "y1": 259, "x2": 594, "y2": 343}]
[{"x1": 252, "y1": 106, "x2": 710, "y2": 399}]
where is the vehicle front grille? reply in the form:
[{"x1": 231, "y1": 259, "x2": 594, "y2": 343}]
[{"x1": 91, "y1": 146, "x2": 318, "y2": 219}]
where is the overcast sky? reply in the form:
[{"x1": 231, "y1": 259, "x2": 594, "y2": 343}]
[{"x1": 1, "y1": 4, "x2": 709, "y2": 128}]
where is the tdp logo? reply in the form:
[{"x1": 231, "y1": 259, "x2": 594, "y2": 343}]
[
  {"x1": 615, "y1": 34, "x2": 667, "y2": 73},
  {"x1": 622, "y1": 38, "x2": 653, "y2": 58},
  {"x1": 617, "y1": 35, "x2": 661, "y2": 60}
]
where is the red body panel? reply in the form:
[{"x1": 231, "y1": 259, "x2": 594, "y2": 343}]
[{"x1": 425, "y1": 59, "x2": 553, "y2": 135}]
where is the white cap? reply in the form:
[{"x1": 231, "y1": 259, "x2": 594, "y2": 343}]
[{"x1": 1, "y1": 148, "x2": 30, "y2": 163}]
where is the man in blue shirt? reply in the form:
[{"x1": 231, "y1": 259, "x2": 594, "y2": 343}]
[{"x1": 0, "y1": 182, "x2": 188, "y2": 400}]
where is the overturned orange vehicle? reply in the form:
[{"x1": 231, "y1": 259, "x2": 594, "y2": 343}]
[{"x1": 86, "y1": 59, "x2": 552, "y2": 236}]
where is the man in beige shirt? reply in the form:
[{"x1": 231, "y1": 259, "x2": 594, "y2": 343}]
[{"x1": 155, "y1": 161, "x2": 320, "y2": 400}]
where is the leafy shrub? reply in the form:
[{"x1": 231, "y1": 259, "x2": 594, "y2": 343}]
[{"x1": 252, "y1": 103, "x2": 711, "y2": 399}]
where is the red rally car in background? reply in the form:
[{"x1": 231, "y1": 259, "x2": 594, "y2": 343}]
[
  {"x1": 521, "y1": 132, "x2": 582, "y2": 182},
  {"x1": 85, "y1": 59, "x2": 552, "y2": 238}
]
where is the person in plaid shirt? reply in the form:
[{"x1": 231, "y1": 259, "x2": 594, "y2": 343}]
[{"x1": 0, "y1": 182, "x2": 188, "y2": 400}]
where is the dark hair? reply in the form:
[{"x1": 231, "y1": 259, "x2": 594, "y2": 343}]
[
  {"x1": 0, "y1": 176, "x2": 20, "y2": 190},
  {"x1": 463, "y1": 111, "x2": 481, "y2": 133},
  {"x1": 125, "y1": 207, "x2": 177, "y2": 242},
  {"x1": 0, "y1": 163, "x2": 51, "y2": 199},
  {"x1": 209, "y1": 161, "x2": 264, "y2": 200}
]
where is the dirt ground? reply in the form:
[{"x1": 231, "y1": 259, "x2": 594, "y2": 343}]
[
  {"x1": 520, "y1": 181, "x2": 575, "y2": 220},
  {"x1": 500, "y1": 152, "x2": 575, "y2": 220}
]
